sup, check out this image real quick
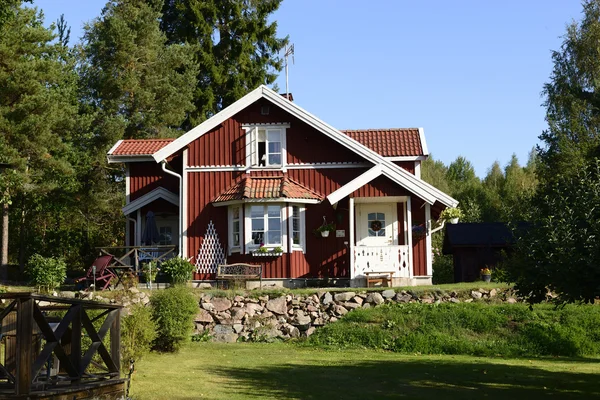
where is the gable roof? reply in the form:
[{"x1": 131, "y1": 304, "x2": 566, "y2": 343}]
[
  {"x1": 122, "y1": 187, "x2": 179, "y2": 215},
  {"x1": 341, "y1": 128, "x2": 427, "y2": 158},
  {"x1": 151, "y1": 85, "x2": 457, "y2": 208},
  {"x1": 213, "y1": 176, "x2": 322, "y2": 206}
]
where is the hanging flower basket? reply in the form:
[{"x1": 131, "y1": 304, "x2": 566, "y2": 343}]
[
  {"x1": 320, "y1": 230, "x2": 330, "y2": 238},
  {"x1": 315, "y1": 219, "x2": 336, "y2": 238}
]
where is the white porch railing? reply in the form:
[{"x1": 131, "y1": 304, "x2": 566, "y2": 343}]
[{"x1": 353, "y1": 245, "x2": 410, "y2": 279}]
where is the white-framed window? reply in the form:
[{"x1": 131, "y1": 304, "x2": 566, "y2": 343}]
[
  {"x1": 290, "y1": 205, "x2": 306, "y2": 252},
  {"x1": 250, "y1": 204, "x2": 282, "y2": 246},
  {"x1": 244, "y1": 124, "x2": 289, "y2": 169},
  {"x1": 228, "y1": 205, "x2": 242, "y2": 253}
]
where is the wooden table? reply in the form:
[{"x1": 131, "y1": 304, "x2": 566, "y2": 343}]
[{"x1": 365, "y1": 271, "x2": 395, "y2": 288}]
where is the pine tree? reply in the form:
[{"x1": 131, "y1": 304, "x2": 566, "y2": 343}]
[
  {"x1": 160, "y1": 0, "x2": 288, "y2": 126},
  {"x1": 0, "y1": 5, "x2": 79, "y2": 271},
  {"x1": 80, "y1": 0, "x2": 198, "y2": 144}
]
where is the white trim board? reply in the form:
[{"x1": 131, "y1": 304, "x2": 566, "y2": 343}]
[
  {"x1": 107, "y1": 155, "x2": 155, "y2": 164},
  {"x1": 122, "y1": 187, "x2": 179, "y2": 215},
  {"x1": 152, "y1": 85, "x2": 457, "y2": 208},
  {"x1": 213, "y1": 198, "x2": 320, "y2": 207}
]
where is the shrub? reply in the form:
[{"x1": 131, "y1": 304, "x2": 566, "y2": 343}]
[
  {"x1": 432, "y1": 254, "x2": 454, "y2": 284},
  {"x1": 160, "y1": 257, "x2": 195, "y2": 285},
  {"x1": 121, "y1": 304, "x2": 156, "y2": 367},
  {"x1": 151, "y1": 286, "x2": 198, "y2": 352},
  {"x1": 26, "y1": 254, "x2": 66, "y2": 292}
]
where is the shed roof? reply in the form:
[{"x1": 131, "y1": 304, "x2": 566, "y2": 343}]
[
  {"x1": 109, "y1": 139, "x2": 174, "y2": 156},
  {"x1": 442, "y1": 222, "x2": 526, "y2": 255},
  {"x1": 341, "y1": 128, "x2": 425, "y2": 157}
]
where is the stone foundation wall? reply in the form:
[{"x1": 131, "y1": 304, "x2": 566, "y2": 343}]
[{"x1": 194, "y1": 287, "x2": 518, "y2": 343}]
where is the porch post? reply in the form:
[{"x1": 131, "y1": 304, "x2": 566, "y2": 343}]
[
  {"x1": 349, "y1": 198, "x2": 355, "y2": 281},
  {"x1": 425, "y1": 203, "x2": 432, "y2": 276},
  {"x1": 406, "y1": 196, "x2": 413, "y2": 278},
  {"x1": 136, "y1": 209, "x2": 142, "y2": 246}
]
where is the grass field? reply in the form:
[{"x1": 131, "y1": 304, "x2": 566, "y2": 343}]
[{"x1": 129, "y1": 342, "x2": 600, "y2": 400}]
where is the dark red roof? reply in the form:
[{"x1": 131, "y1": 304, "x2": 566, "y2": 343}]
[
  {"x1": 341, "y1": 128, "x2": 424, "y2": 157},
  {"x1": 110, "y1": 139, "x2": 174, "y2": 156},
  {"x1": 214, "y1": 176, "x2": 322, "y2": 203}
]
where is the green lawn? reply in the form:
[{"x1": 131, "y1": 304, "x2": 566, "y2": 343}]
[{"x1": 130, "y1": 342, "x2": 600, "y2": 400}]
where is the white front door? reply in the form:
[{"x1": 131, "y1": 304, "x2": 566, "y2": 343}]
[{"x1": 356, "y1": 203, "x2": 397, "y2": 246}]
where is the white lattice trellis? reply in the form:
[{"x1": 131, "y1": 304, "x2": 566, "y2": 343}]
[{"x1": 195, "y1": 220, "x2": 226, "y2": 274}]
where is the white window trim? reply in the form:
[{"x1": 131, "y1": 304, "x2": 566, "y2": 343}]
[
  {"x1": 228, "y1": 205, "x2": 242, "y2": 255},
  {"x1": 244, "y1": 203, "x2": 288, "y2": 253},
  {"x1": 243, "y1": 124, "x2": 289, "y2": 171},
  {"x1": 289, "y1": 205, "x2": 306, "y2": 253}
]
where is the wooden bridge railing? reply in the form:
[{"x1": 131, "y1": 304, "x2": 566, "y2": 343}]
[{"x1": 0, "y1": 293, "x2": 124, "y2": 397}]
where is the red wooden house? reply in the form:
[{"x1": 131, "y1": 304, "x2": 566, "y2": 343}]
[{"x1": 107, "y1": 85, "x2": 457, "y2": 287}]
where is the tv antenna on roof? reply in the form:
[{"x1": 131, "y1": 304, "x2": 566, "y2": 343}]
[{"x1": 284, "y1": 43, "x2": 294, "y2": 98}]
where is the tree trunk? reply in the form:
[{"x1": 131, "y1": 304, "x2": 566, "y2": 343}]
[{"x1": 1, "y1": 201, "x2": 8, "y2": 281}]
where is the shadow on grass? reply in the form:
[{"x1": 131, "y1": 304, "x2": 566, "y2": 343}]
[{"x1": 208, "y1": 358, "x2": 599, "y2": 399}]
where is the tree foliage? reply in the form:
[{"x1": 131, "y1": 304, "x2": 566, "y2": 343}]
[
  {"x1": 160, "y1": 0, "x2": 288, "y2": 125},
  {"x1": 508, "y1": 161, "x2": 600, "y2": 304}
]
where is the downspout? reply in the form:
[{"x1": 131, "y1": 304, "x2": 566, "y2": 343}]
[
  {"x1": 430, "y1": 219, "x2": 445, "y2": 235},
  {"x1": 161, "y1": 161, "x2": 183, "y2": 257}
]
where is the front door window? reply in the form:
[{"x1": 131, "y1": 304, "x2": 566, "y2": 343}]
[
  {"x1": 357, "y1": 204, "x2": 396, "y2": 246},
  {"x1": 367, "y1": 212, "x2": 386, "y2": 237}
]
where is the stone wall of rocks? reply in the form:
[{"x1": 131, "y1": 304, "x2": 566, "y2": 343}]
[{"x1": 194, "y1": 287, "x2": 518, "y2": 343}]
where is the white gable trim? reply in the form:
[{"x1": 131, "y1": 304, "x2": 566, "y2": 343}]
[
  {"x1": 418, "y1": 127, "x2": 429, "y2": 156},
  {"x1": 122, "y1": 187, "x2": 179, "y2": 216},
  {"x1": 152, "y1": 85, "x2": 457, "y2": 208},
  {"x1": 107, "y1": 140, "x2": 123, "y2": 155},
  {"x1": 327, "y1": 166, "x2": 382, "y2": 205}
]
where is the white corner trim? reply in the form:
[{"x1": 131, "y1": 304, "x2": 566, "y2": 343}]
[
  {"x1": 349, "y1": 198, "x2": 355, "y2": 279},
  {"x1": 107, "y1": 139, "x2": 123, "y2": 156},
  {"x1": 418, "y1": 127, "x2": 429, "y2": 156},
  {"x1": 327, "y1": 165, "x2": 382, "y2": 205},
  {"x1": 406, "y1": 196, "x2": 413, "y2": 278},
  {"x1": 414, "y1": 161, "x2": 421, "y2": 179},
  {"x1": 121, "y1": 187, "x2": 179, "y2": 215},
  {"x1": 182, "y1": 149, "x2": 189, "y2": 259},
  {"x1": 125, "y1": 164, "x2": 130, "y2": 205},
  {"x1": 425, "y1": 203, "x2": 432, "y2": 277}
]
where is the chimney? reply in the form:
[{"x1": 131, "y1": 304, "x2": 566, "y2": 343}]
[{"x1": 280, "y1": 93, "x2": 294, "y2": 102}]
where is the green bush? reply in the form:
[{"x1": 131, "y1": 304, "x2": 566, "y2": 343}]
[
  {"x1": 305, "y1": 302, "x2": 600, "y2": 357},
  {"x1": 121, "y1": 304, "x2": 156, "y2": 367},
  {"x1": 150, "y1": 286, "x2": 198, "y2": 352},
  {"x1": 432, "y1": 254, "x2": 454, "y2": 284},
  {"x1": 161, "y1": 257, "x2": 195, "y2": 285},
  {"x1": 26, "y1": 254, "x2": 67, "y2": 292}
]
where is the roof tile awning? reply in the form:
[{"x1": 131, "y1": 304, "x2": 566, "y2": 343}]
[
  {"x1": 213, "y1": 176, "x2": 323, "y2": 205},
  {"x1": 110, "y1": 139, "x2": 175, "y2": 156}
]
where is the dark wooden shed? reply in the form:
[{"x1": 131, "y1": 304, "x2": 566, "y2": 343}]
[{"x1": 442, "y1": 222, "x2": 520, "y2": 282}]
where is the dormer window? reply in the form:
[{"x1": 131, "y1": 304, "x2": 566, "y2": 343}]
[{"x1": 244, "y1": 124, "x2": 289, "y2": 169}]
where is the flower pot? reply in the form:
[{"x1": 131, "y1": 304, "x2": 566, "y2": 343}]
[
  {"x1": 321, "y1": 231, "x2": 330, "y2": 238},
  {"x1": 481, "y1": 274, "x2": 491, "y2": 282},
  {"x1": 449, "y1": 218, "x2": 459, "y2": 224},
  {"x1": 252, "y1": 252, "x2": 283, "y2": 257}
]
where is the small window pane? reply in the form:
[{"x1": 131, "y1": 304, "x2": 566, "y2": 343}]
[
  {"x1": 367, "y1": 213, "x2": 376, "y2": 220},
  {"x1": 232, "y1": 207, "x2": 239, "y2": 219},
  {"x1": 267, "y1": 130, "x2": 280, "y2": 142},
  {"x1": 252, "y1": 232, "x2": 263, "y2": 245},
  {"x1": 268, "y1": 142, "x2": 281, "y2": 153},
  {"x1": 267, "y1": 230, "x2": 281, "y2": 244},
  {"x1": 377, "y1": 213, "x2": 385, "y2": 221},
  {"x1": 252, "y1": 218, "x2": 264, "y2": 230},
  {"x1": 233, "y1": 221, "x2": 240, "y2": 246},
  {"x1": 257, "y1": 129, "x2": 266, "y2": 142},
  {"x1": 268, "y1": 218, "x2": 280, "y2": 231},
  {"x1": 293, "y1": 231, "x2": 300, "y2": 245},
  {"x1": 267, "y1": 206, "x2": 280, "y2": 217},
  {"x1": 251, "y1": 206, "x2": 263, "y2": 218},
  {"x1": 268, "y1": 154, "x2": 281, "y2": 165}
]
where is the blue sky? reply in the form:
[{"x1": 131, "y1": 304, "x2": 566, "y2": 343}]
[{"x1": 33, "y1": 0, "x2": 583, "y2": 176}]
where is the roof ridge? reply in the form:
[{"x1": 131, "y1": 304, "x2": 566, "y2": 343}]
[{"x1": 341, "y1": 128, "x2": 420, "y2": 132}]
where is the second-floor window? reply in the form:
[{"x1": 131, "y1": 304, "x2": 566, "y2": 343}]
[{"x1": 245, "y1": 124, "x2": 288, "y2": 168}]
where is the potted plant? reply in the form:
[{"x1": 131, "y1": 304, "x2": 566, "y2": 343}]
[
  {"x1": 142, "y1": 261, "x2": 159, "y2": 287},
  {"x1": 315, "y1": 222, "x2": 336, "y2": 238},
  {"x1": 440, "y1": 207, "x2": 463, "y2": 224},
  {"x1": 480, "y1": 267, "x2": 492, "y2": 282}
]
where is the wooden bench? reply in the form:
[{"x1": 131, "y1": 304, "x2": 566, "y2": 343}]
[
  {"x1": 216, "y1": 263, "x2": 262, "y2": 289},
  {"x1": 365, "y1": 270, "x2": 395, "y2": 288}
]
